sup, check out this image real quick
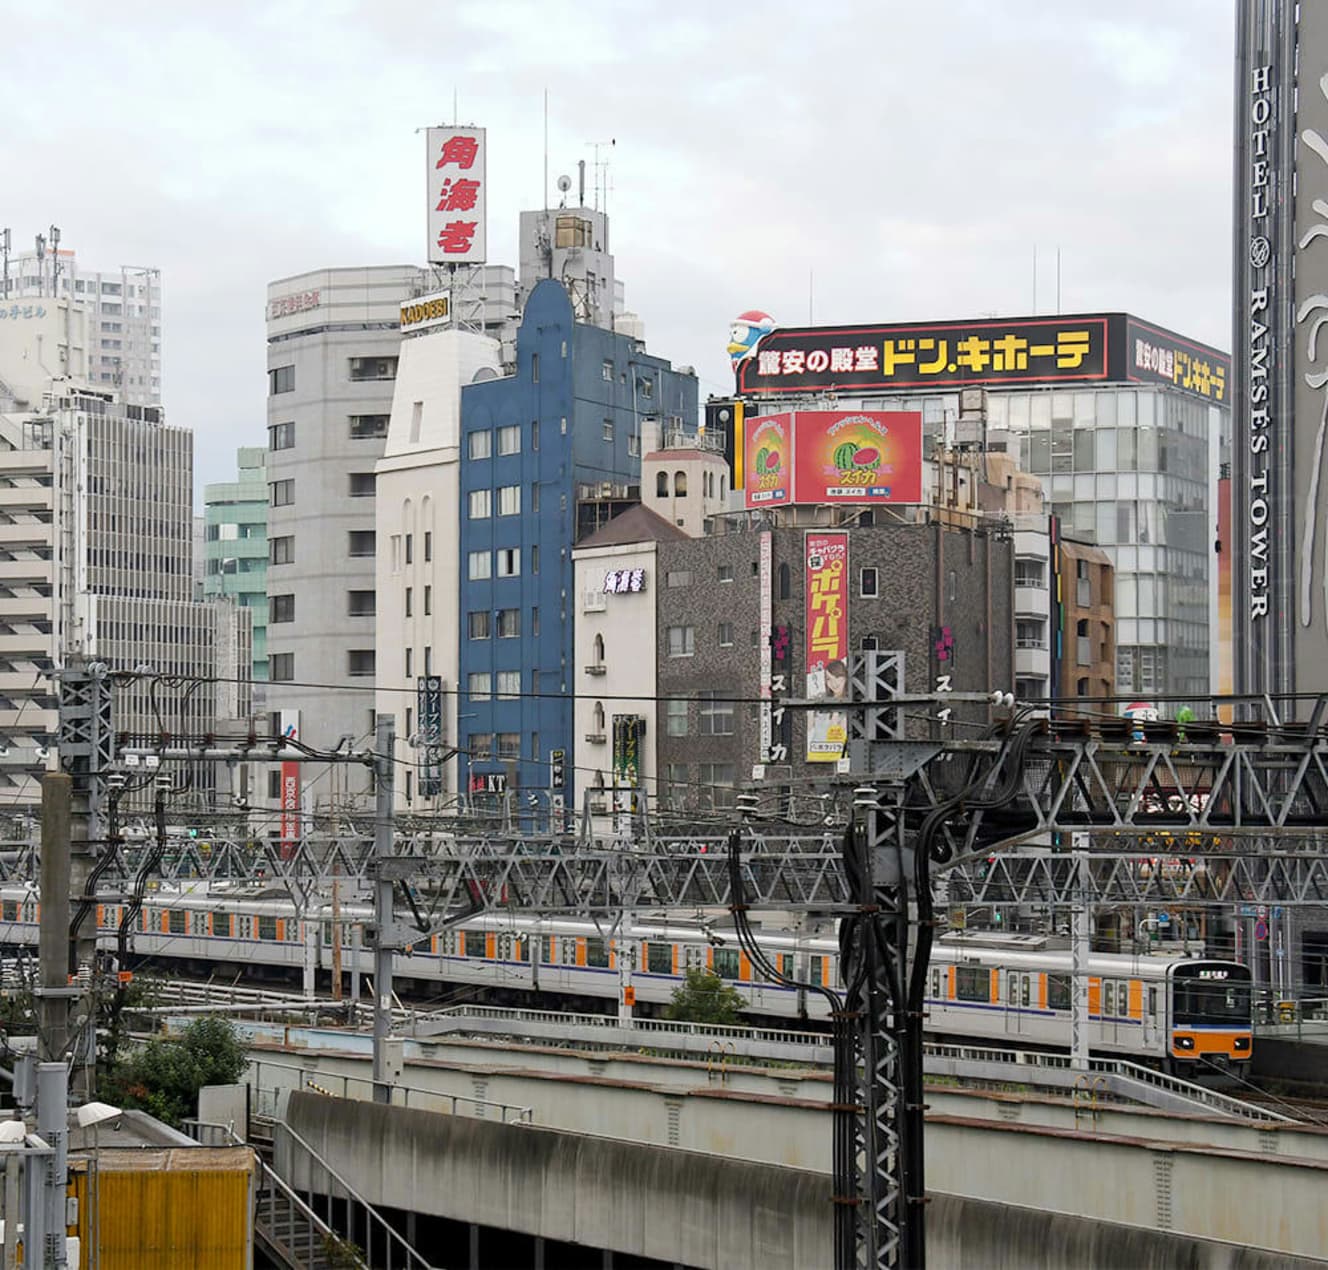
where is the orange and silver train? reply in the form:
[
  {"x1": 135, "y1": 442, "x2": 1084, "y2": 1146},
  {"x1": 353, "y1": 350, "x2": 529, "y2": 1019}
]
[{"x1": 0, "y1": 886, "x2": 1252, "y2": 1072}]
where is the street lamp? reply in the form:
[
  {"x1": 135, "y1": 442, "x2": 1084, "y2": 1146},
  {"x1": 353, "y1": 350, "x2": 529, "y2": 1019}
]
[{"x1": 75, "y1": 1101, "x2": 121, "y2": 1264}]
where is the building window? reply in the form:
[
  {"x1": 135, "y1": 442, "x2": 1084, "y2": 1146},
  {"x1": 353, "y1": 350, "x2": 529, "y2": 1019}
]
[
  {"x1": 531, "y1": 352, "x2": 539, "y2": 382},
  {"x1": 270, "y1": 653, "x2": 294, "y2": 681},
  {"x1": 468, "y1": 551, "x2": 491, "y2": 580},
  {"x1": 268, "y1": 421, "x2": 295, "y2": 450},
  {"x1": 666, "y1": 763, "x2": 689, "y2": 809},
  {"x1": 497, "y1": 548, "x2": 520, "y2": 577},
  {"x1": 349, "y1": 414, "x2": 390, "y2": 439},
  {"x1": 1015, "y1": 559, "x2": 1045, "y2": 588},
  {"x1": 698, "y1": 763, "x2": 736, "y2": 810},
  {"x1": 674, "y1": 471, "x2": 688, "y2": 496},
  {"x1": 468, "y1": 672, "x2": 491, "y2": 701},
  {"x1": 1077, "y1": 676, "x2": 1090, "y2": 695},
  {"x1": 778, "y1": 563, "x2": 791, "y2": 600},
  {"x1": 628, "y1": 433, "x2": 640, "y2": 457},
  {"x1": 348, "y1": 530, "x2": 375, "y2": 557},
  {"x1": 860, "y1": 567, "x2": 879, "y2": 598},
  {"x1": 269, "y1": 594, "x2": 295, "y2": 623},
  {"x1": 602, "y1": 359, "x2": 614, "y2": 381},
  {"x1": 592, "y1": 633, "x2": 605, "y2": 665},
  {"x1": 603, "y1": 419, "x2": 614, "y2": 441},
  {"x1": 348, "y1": 590, "x2": 375, "y2": 617},
  {"x1": 497, "y1": 670, "x2": 521, "y2": 699},
  {"x1": 532, "y1": 606, "x2": 540, "y2": 637},
  {"x1": 405, "y1": 648, "x2": 413, "y2": 677},
  {"x1": 718, "y1": 564, "x2": 734, "y2": 583},
  {"x1": 268, "y1": 365, "x2": 294, "y2": 394},
  {"x1": 1015, "y1": 619, "x2": 1044, "y2": 649},
  {"x1": 269, "y1": 479, "x2": 294, "y2": 507},
  {"x1": 666, "y1": 698, "x2": 689, "y2": 737},
  {"x1": 666, "y1": 625, "x2": 695, "y2": 658},
  {"x1": 269, "y1": 535, "x2": 294, "y2": 566},
  {"x1": 469, "y1": 611, "x2": 491, "y2": 639},
  {"x1": 699, "y1": 690, "x2": 734, "y2": 736},
  {"x1": 498, "y1": 485, "x2": 521, "y2": 516},
  {"x1": 656, "y1": 472, "x2": 669, "y2": 497},
  {"x1": 347, "y1": 650, "x2": 375, "y2": 676},
  {"x1": 468, "y1": 431, "x2": 491, "y2": 460},
  {"x1": 718, "y1": 622, "x2": 734, "y2": 647},
  {"x1": 348, "y1": 472, "x2": 376, "y2": 497},
  {"x1": 497, "y1": 608, "x2": 520, "y2": 638},
  {"x1": 405, "y1": 587, "x2": 413, "y2": 617},
  {"x1": 424, "y1": 585, "x2": 432, "y2": 616},
  {"x1": 469, "y1": 489, "x2": 491, "y2": 519},
  {"x1": 531, "y1": 484, "x2": 540, "y2": 513},
  {"x1": 424, "y1": 646, "x2": 433, "y2": 674},
  {"x1": 498, "y1": 425, "x2": 521, "y2": 455},
  {"x1": 666, "y1": 570, "x2": 692, "y2": 588},
  {"x1": 349, "y1": 356, "x2": 399, "y2": 381},
  {"x1": 424, "y1": 531, "x2": 432, "y2": 562},
  {"x1": 405, "y1": 534, "x2": 413, "y2": 565},
  {"x1": 532, "y1": 421, "x2": 540, "y2": 451},
  {"x1": 470, "y1": 733, "x2": 493, "y2": 761},
  {"x1": 498, "y1": 733, "x2": 521, "y2": 760},
  {"x1": 532, "y1": 545, "x2": 539, "y2": 574}
]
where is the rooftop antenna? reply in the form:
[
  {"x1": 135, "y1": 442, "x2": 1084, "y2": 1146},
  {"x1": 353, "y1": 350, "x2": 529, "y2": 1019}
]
[
  {"x1": 588, "y1": 139, "x2": 615, "y2": 212},
  {"x1": 558, "y1": 174, "x2": 573, "y2": 209},
  {"x1": 1, "y1": 228, "x2": 9, "y2": 301}
]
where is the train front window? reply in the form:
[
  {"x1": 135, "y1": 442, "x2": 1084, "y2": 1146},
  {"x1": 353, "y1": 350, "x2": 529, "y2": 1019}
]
[{"x1": 1172, "y1": 966, "x2": 1252, "y2": 1025}]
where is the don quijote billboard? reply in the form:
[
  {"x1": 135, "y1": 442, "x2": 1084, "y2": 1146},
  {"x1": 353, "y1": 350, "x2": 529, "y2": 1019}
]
[{"x1": 743, "y1": 410, "x2": 923, "y2": 509}]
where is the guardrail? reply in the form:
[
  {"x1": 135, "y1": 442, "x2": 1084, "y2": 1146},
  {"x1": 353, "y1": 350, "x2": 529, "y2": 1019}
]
[{"x1": 246, "y1": 1055, "x2": 534, "y2": 1126}]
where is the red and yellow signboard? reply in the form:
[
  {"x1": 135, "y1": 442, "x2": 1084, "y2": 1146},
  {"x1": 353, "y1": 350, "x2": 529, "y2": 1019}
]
[
  {"x1": 742, "y1": 410, "x2": 923, "y2": 508},
  {"x1": 792, "y1": 411, "x2": 923, "y2": 503},
  {"x1": 805, "y1": 531, "x2": 849, "y2": 763},
  {"x1": 744, "y1": 413, "x2": 792, "y2": 507}
]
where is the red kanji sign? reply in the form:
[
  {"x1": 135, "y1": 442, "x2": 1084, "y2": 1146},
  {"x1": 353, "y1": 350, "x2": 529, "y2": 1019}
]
[
  {"x1": 435, "y1": 135, "x2": 479, "y2": 170},
  {"x1": 436, "y1": 221, "x2": 478, "y2": 254},
  {"x1": 436, "y1": 177, "x2": 480, "y2": 211},
  {"x1": 427, "y1": 127, "x2": 486, "y2": 264}
]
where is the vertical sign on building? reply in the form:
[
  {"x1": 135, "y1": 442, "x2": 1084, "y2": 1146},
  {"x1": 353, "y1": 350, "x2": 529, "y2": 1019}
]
[
  {"x1": 1233, "y1": 1, "x2": 1295, "y2": 699},
  {"x1": 1294, "y1": 3, "x2": 1328, "y2": 693},
  {"x1": 758, "y1": 532, "x2": 774, "y2": 759},
  {"x1": 805, "y1": 531, "x2": 849, "y2": 763},
  {"x1": 279, "y1": 762, "x2": 300, "y2": 860},
  {"x1": 417, "y1": 675, "x2": 444, "y2": 796},
  {"x1": 427, "y1": 127, "x2": 487, "y2": 265}
]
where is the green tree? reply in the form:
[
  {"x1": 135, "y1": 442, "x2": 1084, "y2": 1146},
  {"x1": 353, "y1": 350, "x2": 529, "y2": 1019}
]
[
  {"x1": 104, "y1": 1016, "x2": 249, "y2": 1128},
  {"x1": 664, "y1": 968, "x2": 747, "y2": 1025}
]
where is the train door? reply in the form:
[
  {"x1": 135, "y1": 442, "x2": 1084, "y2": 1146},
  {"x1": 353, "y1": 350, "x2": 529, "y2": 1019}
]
[
  {"x1": 1143, "y1": 983, "x2": 1158, "y2": 1051},
  {"x1": 1005, "y1": 970, "x2": 1031, "y2": 1036}
]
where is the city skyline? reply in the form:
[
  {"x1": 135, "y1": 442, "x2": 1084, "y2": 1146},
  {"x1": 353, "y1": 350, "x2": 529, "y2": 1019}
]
[{"x1": 1, "y1": 0, "x2": 1231, "y2": 495}]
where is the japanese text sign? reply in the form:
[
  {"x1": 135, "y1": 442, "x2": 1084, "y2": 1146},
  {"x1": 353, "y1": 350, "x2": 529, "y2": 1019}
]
[
  {"x1": 805, "y1": 532, "x2": 849, "y2": 763},
  {"x1": 427, "y1": 127, "x2": 487, "y2": 265},
  {"x1": 1125, "y1": 318, "x2": 1229, "y2": 403},
  {"x1": 740, "y1": 316, "x2": 1108, "y2": 394},
  {"x1": 744, "y1": 413, "x2": 792, "y2": 508},
  {"x1": 603, "y1": 567, "x2": 647, "y2": 593}
]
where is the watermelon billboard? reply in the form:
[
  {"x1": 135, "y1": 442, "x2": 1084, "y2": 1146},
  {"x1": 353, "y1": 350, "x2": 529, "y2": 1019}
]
[
  {"x1": 792, "y1": 410, "x2": 923, "y2": 503},
  {"x1": 743, "y1": 412, "x2": 792, "y2": 508},
  {"x1": 741, "y1": 409, "x2": 923, "y2": 508}
]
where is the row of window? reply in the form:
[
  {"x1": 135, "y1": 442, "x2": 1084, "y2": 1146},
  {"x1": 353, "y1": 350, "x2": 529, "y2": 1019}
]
[
  {"x1": 466, "y1": 670, "x2": 522, "y2": 700},
  {"x1": 468, "y1": 547, "x2": 528, "y2": 580},
  {"x1": 469, "y1": 486, "x2": 521, "y2": 519},
  {"x1": 469, "y1": 733, "x2": 523, "y2": 761},
  {"x1": 269, "y1": 473, "x2": 375, "y2": 506},
  {"x1": 468, "y1": 424, "x2": 525, "y2": 460},
  {"x1": 269, "y1": 650, "x2": 374, "y2": 680},
  {"x1": 268, "y1": 357, "x2": 400, "y2": 396},
  {"x1": 268, "y1": 416, "x2": 390, "y2": 450},
  {"x1": 661, "y1": 763, "x2": 737, "y2": 810},
  {"x1": 269, "y1": 531, "x2": 375, "y2": 565},
  {"x1": 269, "y1": 591, "x2": 378, "y2": 622},
  {"x1": 469, "y1": 609, "x2": 522, "y2": 639}
]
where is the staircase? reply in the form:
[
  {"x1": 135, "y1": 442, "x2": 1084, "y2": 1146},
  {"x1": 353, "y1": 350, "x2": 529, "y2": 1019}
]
[{"x1": 191, "y1": 1112, "x2": 433, "y2": 1270}]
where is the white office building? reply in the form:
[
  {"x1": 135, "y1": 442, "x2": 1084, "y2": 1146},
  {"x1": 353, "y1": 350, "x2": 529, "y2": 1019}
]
[{"x1": 4, "y1": 243, "x2": 161, "y2": 406}]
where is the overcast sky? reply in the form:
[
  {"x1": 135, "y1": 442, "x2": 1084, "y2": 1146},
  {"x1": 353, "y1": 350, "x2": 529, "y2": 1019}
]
[{"x1": 2, "y1": 0, "x2": 1233, "y2": 497}]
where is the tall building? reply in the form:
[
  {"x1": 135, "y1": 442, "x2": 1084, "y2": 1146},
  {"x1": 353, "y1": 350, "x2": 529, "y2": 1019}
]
[
  {"x1": 455, "y1": 279, "x2": 698, "y2": 801},
  {"x1": 203, "y1": 446, "x2": 269, "y2": 685},
  {"x1": 264, "y1": 264, "x2": 519, "y2": 797},
  {"x1": 0, "y1": 385, "x2": 249, "y2": 805},
  {"x1": 729, "y1": 312, "x2": 1228, "y2": 704},
  {"x1": 3, "y1": 242, "x2": 161, "y2": 405}
]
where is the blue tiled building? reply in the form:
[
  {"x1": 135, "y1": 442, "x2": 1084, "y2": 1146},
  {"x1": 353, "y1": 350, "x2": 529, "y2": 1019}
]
[{"x1": 457, "y1": 279, "x2": 697, "y2": 800}]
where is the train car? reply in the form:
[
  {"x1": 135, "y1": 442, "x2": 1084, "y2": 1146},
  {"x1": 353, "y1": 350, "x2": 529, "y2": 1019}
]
[{"x1": 0, "y1": 885, "x2": 1253, "y2": 1071}]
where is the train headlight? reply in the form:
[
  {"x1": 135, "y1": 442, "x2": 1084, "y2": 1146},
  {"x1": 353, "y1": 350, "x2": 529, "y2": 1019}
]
[
  {"x1": 1233, "y1": 1036, "x2": 1251, "y2": 1052},
  {"x1": 1175, "y1": 1035, "x2": 1195, "y2": 1050}
]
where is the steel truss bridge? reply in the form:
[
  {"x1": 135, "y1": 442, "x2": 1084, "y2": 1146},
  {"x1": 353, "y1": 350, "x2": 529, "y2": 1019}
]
[{"x1": 36, "y1": 665, "x2": 1328, "y2": 1269}]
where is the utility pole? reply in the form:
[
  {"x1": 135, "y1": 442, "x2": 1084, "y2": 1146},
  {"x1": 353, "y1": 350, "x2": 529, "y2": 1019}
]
[
  {"x1": 36, "y1": 775, "x2": 72, "y2": 1067},
  {"x1": 371, "y1": 714, "x2": 395, "y2": 1104}
]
